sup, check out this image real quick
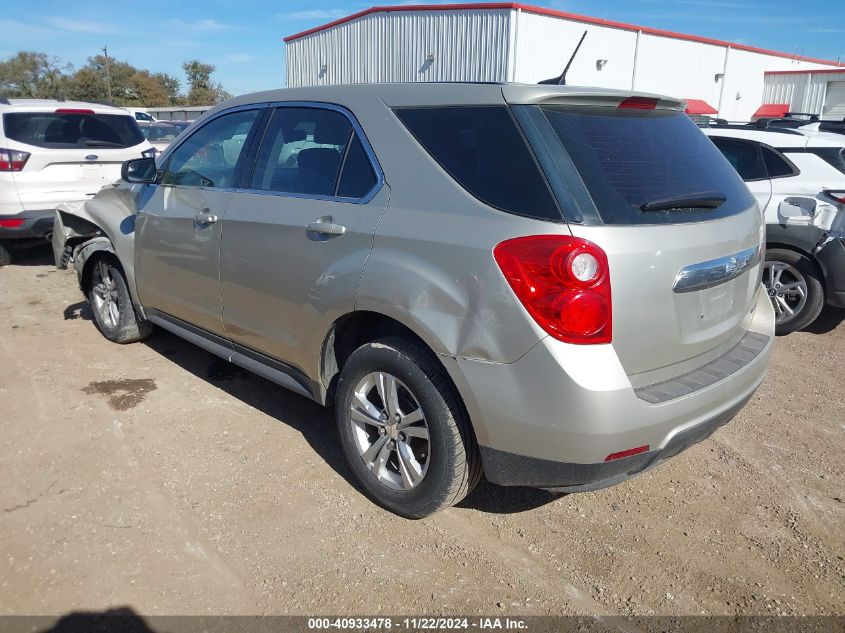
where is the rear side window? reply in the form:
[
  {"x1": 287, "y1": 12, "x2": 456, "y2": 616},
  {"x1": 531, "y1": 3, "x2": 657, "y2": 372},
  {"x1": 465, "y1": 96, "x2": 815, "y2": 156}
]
[
  {"x1": 394, "y1": 106, "x2": 561, "y2": 221},
  {"x1": 710, "y1": 137, "x2": 766, "y2": 181},
  {"x1": 761, "y1": 146, "x2": 797, "y2": 178},
  {"x1": 250, "y1": 106, "x2": 378, "y2": 199},
  {"x1": 3, "y1": 112, "x2": 144, "y2": 149},
  {"x1": 526, "y1": 105, "x2": 754, "y2": 225}
]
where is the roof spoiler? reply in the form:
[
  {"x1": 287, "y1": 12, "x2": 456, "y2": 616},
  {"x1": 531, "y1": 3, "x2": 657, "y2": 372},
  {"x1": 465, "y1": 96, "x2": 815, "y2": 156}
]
[{"x1": 539, "y1": 31, "x2": 587, "y2": 86}]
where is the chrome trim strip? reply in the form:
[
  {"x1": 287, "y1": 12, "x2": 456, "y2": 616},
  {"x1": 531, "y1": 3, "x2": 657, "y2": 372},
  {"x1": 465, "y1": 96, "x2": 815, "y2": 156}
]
[{"x1": 673, "y1": 245, "x2": 761, "y2": 294}]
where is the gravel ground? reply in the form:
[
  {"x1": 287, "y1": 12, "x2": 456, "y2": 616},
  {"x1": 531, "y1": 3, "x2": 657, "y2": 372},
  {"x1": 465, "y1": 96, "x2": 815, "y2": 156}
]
[{"x1": 0, "y1": 248, "x2": 843, "y2": 618}]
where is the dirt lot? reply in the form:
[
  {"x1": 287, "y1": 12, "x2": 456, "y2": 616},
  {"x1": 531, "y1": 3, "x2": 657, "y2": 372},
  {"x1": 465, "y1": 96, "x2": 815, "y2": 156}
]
[{"x1": 0, "y1": 247, "x2": 843, "y2": 618}]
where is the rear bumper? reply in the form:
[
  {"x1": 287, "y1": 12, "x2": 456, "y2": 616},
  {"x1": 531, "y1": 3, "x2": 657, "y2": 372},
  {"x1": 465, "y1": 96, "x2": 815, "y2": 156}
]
[
  {"x1": 443, "y1": 289, "x2": 774, "y2": 489},
  {"x1": 0, "y1": 211, "x2": 55, "y2": 240},
  {"x1": 818, "y1": 235, "x2": 845, "y2": 308},
  {"x1": 480, "y1": 394, "x2": 749, "y2": 491}
]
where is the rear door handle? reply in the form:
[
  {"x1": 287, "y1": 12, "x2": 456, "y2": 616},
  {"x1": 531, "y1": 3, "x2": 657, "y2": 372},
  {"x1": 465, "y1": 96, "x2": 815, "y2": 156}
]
[
  {"x1": 306, "y1": 217, "x2": 346, "y2": 239},
  {"x1": 194, "y1": 211, "x2": 218, "y2": 226}
]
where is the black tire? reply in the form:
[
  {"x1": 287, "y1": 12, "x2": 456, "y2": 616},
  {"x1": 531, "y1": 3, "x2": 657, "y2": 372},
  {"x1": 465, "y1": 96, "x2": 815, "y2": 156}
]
[
  {"x1": 87, "y1": 256, "x2": 153, "y2": 344},
  {"x1": 0, "y1": 241, "x2": 12, "y2": 267},
  {"x1": 335, "y1": 336, "x2": 482, "y2": 518},
  {"x1": 764, "y1": 248, "x2": 825, "y2": 335}
]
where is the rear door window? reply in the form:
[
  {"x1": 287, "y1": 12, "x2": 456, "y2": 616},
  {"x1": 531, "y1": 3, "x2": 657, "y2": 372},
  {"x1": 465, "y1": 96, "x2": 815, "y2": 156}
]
[
  {"x1": 518, "y1": 105, "x2": 754, "y2": 225},
  {"x1": 710, "y1": 137, "x2": 767, "y2": 181},
  {"x1": 250, "y1": 106, "x2": 378, "y2": 199},
  {"x1": 3, "y1": 112, "x2": 145, "y2": 149},
  {"x1": 394, "y1": 106, "x2": 561, "y2": 221}
]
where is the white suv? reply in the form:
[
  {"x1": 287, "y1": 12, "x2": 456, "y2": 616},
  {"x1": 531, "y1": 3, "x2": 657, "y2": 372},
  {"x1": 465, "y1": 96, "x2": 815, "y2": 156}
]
[
  {"x1": 703, "y1": 126, "x2": 845, "y2": 333},
  {"x1": 0, "y1": 98, "x2": 153, "y2": 265}
]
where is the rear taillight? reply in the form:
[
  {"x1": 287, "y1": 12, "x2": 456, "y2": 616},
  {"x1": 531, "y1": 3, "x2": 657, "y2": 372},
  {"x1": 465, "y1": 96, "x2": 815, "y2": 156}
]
[
  {"x1": 618, "y1": 97, "x2": 658, "y2": 110},
  {"x1": 0, "y1": 148, "x2": 30, "y2": 172},
  {"x1": 0, "y1": 219, "x2": 25, "y2": 228},
  {"x1": 494, "y1": 235, "x2": 612, "y2": 344},
  {"x1": 824, "y1": 190, "x2": 845, "y2": 205}
]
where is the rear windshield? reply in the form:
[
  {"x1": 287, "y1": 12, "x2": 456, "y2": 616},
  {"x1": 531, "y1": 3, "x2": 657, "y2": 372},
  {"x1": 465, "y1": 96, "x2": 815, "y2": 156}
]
[
  {"x1": 3, "y1": 112, "x2": 145, "y2": 149},
  {"x1": 517, "y1": 105, "x2": 755, "y2": 225}
]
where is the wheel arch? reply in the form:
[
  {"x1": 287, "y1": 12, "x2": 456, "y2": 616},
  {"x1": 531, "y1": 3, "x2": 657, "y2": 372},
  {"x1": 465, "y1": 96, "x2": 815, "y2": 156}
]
[{"x1": 319, "y1": 310, "x2": 482, "y2": 453}]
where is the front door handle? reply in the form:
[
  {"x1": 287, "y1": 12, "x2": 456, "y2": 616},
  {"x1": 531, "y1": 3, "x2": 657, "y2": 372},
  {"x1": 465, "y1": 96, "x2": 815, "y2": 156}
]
[
  {"x1": 194, "y1": 210, "x2": 218, "y2": 226},
  {"x1": 306, "y1": 217, "x2": 346, "y2": 240}
]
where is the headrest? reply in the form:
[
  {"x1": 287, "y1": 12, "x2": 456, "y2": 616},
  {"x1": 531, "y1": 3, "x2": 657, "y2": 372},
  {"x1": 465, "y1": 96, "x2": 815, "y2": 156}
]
[
  {"x1": 314, "y1": 116, "x2": 351, "y2": 146},
  {"x1": 297, "y1": 147, "x2": 341, "y2": 172}
]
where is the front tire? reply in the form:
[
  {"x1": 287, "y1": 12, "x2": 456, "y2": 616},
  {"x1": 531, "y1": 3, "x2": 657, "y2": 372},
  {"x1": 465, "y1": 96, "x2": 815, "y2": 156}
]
[
  {"x1": 87, "y1": 256, "x2": 153, "y2": 344},
  {"x1": 335, "y1": 337, "x2": 481, "y2": 518},
  {"x1": 763, "y1": 248, "x2": 824, "y2": 335}
]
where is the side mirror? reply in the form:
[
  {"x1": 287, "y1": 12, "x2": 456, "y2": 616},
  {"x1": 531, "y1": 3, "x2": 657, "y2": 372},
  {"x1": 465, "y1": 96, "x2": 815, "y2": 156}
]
[{"x1": 122, "y1": 157, "x2": 158, "y2": 184}]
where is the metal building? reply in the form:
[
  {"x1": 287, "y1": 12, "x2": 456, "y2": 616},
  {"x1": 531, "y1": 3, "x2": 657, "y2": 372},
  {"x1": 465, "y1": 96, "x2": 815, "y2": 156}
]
[
  {"x1": 283, "y1": 3, "x2": 842, "y2": 121},
  {"x1": 762, "y1": 69, "x2": 845, "y2": 120}
]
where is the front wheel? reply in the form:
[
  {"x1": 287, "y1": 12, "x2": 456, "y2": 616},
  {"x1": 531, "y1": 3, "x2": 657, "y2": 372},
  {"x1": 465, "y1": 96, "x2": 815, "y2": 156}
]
[
  {"x1": 87, "y1": 257, "x2": 153, "y2": 344},
  {"x1": 763, "y1": 248, "x2": 824, "y2": 335},
  {"x1": 335, "y1": 337, "x2": 482, "y2": 518}
]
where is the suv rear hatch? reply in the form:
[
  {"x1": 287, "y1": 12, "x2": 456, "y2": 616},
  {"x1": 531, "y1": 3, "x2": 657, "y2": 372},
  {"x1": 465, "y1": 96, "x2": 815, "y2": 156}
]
[
  {"x1": 509, "y1": 90, "x2": 764, "y2": 386},
  {"x1": 3, "y1": 109, "x2": 148, "y2": 209}
]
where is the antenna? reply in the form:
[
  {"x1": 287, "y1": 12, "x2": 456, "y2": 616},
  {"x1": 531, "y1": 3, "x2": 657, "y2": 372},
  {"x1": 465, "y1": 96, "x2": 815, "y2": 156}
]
[{"x1": 539, "y1": 31, "x2": 587, "y2": 85}]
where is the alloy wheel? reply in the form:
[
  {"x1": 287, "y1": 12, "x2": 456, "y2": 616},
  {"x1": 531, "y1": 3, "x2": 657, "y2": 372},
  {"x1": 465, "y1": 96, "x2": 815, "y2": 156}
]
[
  {"x1": 349, "y1": 371, "x2": 431, "y2": 491},
  {"x1": 762, "y1": 260, "x2": 807, "y2": 325},
  {"x1": 91, "y1": 261, "x2": 120, "y2": 329}
]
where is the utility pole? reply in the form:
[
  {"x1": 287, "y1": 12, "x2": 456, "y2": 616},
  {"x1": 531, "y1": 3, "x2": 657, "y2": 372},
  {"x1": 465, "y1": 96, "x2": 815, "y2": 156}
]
[{"x1": 102, "y1": 45, "x2": 113, "y2": 103}]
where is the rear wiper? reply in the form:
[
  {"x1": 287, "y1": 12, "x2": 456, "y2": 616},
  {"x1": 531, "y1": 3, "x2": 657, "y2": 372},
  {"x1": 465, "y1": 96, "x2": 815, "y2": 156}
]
[
  {"x1": 83, "y1": 140, "x2": 123, "y2": 147},
  {"x1": 640, "y1": 193, "x2": 727, "y2": 212}
]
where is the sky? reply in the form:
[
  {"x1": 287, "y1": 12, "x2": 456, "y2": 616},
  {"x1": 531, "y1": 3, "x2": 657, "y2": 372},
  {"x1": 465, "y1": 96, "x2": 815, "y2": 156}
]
[{"x1": 1, "y1": 0, "x2": 843, "y2": 96}]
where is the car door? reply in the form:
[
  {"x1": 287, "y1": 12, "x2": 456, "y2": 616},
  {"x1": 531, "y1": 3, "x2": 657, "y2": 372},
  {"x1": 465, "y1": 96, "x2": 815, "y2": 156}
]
[
  {"x1": 135, "y1": 106, "x2": 264, "y2": 335},
  {"x1": 710, "y1": 136, "x2": 772, "y2": 214},
  {"x1": 219, "y1": 104, "x2": 388, "y2": 377}
]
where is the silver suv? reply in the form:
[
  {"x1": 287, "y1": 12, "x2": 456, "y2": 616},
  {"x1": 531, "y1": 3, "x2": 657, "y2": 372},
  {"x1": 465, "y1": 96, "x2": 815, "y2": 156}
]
[{"x1": 53, "y1": 84, "x2": 775, "y2": 518}]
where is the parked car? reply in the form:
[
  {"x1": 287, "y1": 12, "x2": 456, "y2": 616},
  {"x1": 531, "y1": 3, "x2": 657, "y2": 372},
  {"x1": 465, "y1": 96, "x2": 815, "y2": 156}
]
[
  {"x1": 0, "y1": 98, "x2": 153, "y2": 266},
  {"x1": 123, "y1": 108, "x2": 158, "y2": 123},
  {"x1": 703, "y1": 127, "x2": 845, "y2": 334},
  {"x1": 158, "y1": 119, "x2": 192, "y2": 132},
  {"x1": 53, "y1": 84, "x2": 774, "y2": 517},
  {"x1": 137, "y1": 121, "x2": 183, "y2": 153}
]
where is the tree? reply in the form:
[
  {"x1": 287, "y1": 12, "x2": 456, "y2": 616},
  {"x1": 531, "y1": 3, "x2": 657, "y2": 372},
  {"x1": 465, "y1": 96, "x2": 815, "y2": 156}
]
[
  {"x1": 0, "y1": 51, "x2": 71, "y2": 98},
  {"x1": 153, "y1": 72, "x2": 181, "y2": 104},
  {"x1": 127, "y1": 70, "x2": 170, "y2": 106},
  {"x1": 182, "y1": 59, "x2": 229, "y2": 105}
]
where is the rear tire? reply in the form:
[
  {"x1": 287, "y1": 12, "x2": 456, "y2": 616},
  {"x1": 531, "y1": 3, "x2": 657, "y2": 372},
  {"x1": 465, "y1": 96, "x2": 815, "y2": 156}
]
[
  {"x1": 335, "y1": 336, "x2": 482, "y2": 518},
  {"x1": 763, "y1": 248, "x2": 824, "y2": 335},
  {"x1": 87, "y1": 256, "x2": 153, "y2": 344},
  {"x1": 0, "y1": 241, "x2": 12, "y2": 267}
]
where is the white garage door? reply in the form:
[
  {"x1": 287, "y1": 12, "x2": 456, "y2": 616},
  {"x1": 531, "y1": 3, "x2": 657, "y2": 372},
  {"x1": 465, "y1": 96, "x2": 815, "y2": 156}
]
[{"x1": 823, "y1": 82, "x2": 845, "y2": 120}]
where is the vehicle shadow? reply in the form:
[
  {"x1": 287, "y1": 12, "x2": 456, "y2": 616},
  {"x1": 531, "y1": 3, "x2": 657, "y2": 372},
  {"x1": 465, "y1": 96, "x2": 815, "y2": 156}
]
[
  {"x1": 803, "y1": 305, "x2": 845, "y2": 335},
  {"x1": 63, "y1": 300, "x2": 93, "y2": 321},
  {"x1": 140, "y1": 327, "x2": 557, "y2": 516},
  {"x1": 142, "y1": 328, "x2": 358, "y2": 492},
  {"x1": 8, "y1": 243, "x2": 54, "y2": 267}
]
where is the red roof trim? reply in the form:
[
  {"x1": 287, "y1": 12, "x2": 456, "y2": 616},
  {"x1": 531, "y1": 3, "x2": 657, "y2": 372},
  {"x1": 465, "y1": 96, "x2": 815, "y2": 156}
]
[
  {"x1": 764, "y1": 68, "x2": 845, "y2": 76},
  {"x1": 282, "y1": 2, "x2": 843, "y2": 67},
  {"x1": 684, "y1": 99, "x2": 718, "y2": 115}
]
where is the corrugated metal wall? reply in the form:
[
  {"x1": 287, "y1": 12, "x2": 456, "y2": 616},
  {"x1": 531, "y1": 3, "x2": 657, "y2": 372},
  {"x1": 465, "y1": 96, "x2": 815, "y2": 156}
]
[
  {"x1": 285, "y1": 7, "x2": 839, "y2": 121},
  {"x1": 286, "y1": 9, "x2": 511, "y2": 87},
  {"x1": 763, "y1": 71, "x2": 845, "y2": 118},
  {"x1": 512, "y1": 11, "x2": 834, "y2": 121}
]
